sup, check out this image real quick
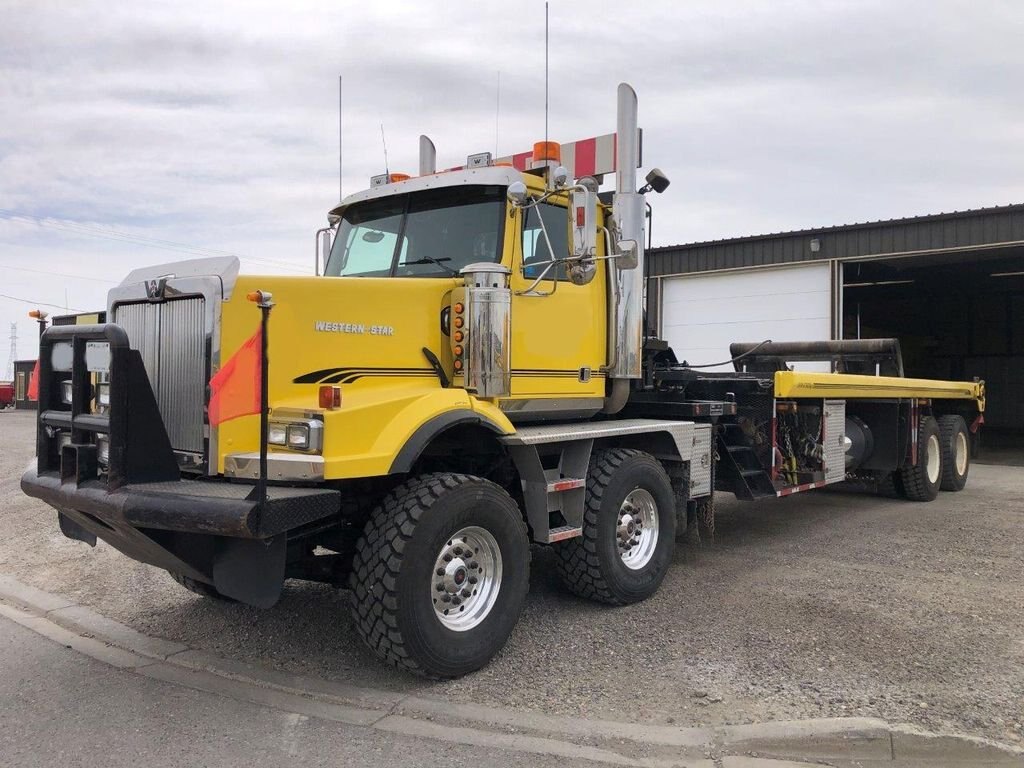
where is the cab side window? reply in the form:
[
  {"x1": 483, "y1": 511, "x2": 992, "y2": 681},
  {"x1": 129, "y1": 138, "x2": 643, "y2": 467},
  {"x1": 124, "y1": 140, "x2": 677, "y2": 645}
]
[{"x1": 522, "y1": 203, "x2": 567, "y2": 280}]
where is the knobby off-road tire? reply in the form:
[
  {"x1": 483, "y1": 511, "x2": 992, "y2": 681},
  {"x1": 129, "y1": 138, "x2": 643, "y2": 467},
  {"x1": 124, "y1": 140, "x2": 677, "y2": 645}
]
[
  {"x1": 556, "y1": 449, "x2": 676, "y2": 605},
  {"x1": 169, "y1": 572, "x2": 235, "y2": 601},
  {"x1": 348, "y1": 473, "x2": 530, "y2": 679},
  {"x1": 899, "y1": 415, "x2": 943, "y2": 502},
  {"x1": 937, "y1": 414, "x2": 970, "y2": 492}
]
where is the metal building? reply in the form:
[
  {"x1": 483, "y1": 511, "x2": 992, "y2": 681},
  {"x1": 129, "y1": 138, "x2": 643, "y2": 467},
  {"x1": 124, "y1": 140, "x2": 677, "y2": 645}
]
[{"x1": 646, "y1": 203, "x2": 1024, "y2": 438}]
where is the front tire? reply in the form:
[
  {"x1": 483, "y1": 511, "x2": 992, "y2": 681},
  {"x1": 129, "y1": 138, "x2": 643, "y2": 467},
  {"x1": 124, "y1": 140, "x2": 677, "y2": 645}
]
[
  {"x1": 899, "y1": 415, "x2": 943, "y2": 502},
  {"x1": 169, "y1": 572, "x2": 235, "y2": 602},
  {"x1": 938, "y1": 415, "x2": 970, "y2": 491},
  {"x1": 348, "y1": 473, "x2": 530, "y2": 679},
  {"x1": 556, "y1": 449, "x2": 676, "y2": 605}
]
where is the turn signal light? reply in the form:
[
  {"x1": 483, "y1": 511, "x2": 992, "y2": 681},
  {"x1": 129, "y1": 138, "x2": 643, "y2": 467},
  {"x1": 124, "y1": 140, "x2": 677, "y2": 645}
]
[
  {"x1": 454, "y1": 317, "x2": 464, "y2": 328},
  {"x1": 453, "y1": 345, "x2": 463, "y2": 357},
  {"x1": 454, "y1": 359, "x2": 463, "y2": 371},
  {"x1": 318, "y1": 385, "x2": 342, "y2": 409},
  {"x1": 453, "y1": 330, "x2": 464, "y2": 342},
  {"x1": 454, "y1": 302, "x2": 464, "y2": 314},
  {"x1": 28, "y1": 309, "x2": 48, "y2": 319}
]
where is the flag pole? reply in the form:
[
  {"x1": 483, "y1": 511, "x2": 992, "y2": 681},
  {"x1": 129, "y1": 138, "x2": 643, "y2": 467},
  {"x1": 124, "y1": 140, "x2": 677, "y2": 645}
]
[{"x1": 250, "y1": 290, "x2": 274, "y2": 508}]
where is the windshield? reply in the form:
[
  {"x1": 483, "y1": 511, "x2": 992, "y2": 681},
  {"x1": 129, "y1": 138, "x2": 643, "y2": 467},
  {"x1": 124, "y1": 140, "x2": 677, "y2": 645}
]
[{"x1": 325, "y1": 185, "x2": 506, "y2": 277}]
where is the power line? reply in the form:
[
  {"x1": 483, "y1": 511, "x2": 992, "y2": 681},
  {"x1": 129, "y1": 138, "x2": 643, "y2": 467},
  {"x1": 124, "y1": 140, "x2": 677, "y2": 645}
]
[
  {"x1": 0, "y1": 292, "x2": 86, "y2": 312},
  {"x1": 3, "y1": 263, "x2": 119, "y2": 285},
  {"x1": 0, "y1": 210, "x2": 309, "y2": 274}
]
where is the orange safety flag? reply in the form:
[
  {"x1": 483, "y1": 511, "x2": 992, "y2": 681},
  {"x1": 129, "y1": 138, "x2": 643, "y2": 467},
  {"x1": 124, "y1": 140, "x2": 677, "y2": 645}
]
[
  {"x1": 208, "y1": 326, "x2": 262, "y2": 426},
  {"x1": 27, "y1": 360, "x2": 40, "y2": 401}
]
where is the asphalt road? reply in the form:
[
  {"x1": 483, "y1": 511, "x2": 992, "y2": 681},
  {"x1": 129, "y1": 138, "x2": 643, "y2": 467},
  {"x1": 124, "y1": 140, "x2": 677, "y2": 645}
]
[
  {"x1": 2, "y1": 409, "x2": 1022, "y2": 746},
  {"x1": 0, "y1": 614, "x2": 610, "y2": 768}
]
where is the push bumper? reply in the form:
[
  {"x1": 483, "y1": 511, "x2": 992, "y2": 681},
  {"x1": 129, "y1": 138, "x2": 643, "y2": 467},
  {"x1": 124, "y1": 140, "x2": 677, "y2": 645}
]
[{"x1": 22, "y1": 466, "x2": 340, "y2": 607}]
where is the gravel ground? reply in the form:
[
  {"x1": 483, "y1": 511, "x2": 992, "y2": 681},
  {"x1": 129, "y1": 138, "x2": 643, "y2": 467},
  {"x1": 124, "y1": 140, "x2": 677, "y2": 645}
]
[{"x1": 2, "y1": 409, "x2": 1022, "y2": 745}]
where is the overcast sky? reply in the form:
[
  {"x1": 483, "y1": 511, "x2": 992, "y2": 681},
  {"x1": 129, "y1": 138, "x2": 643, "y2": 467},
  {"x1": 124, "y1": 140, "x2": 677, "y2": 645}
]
[{"x1": 2, "y1": 0, "x2": 1023, "y2": 368}]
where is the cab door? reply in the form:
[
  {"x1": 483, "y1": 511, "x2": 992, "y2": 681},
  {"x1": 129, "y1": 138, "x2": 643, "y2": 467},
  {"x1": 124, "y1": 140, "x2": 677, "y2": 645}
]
[{"x1": 507, "y1": 200, "x2": 607, "y2": 407}]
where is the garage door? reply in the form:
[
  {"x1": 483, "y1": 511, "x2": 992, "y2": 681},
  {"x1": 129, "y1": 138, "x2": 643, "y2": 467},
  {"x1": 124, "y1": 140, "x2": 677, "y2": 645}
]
[{"x1": 661, "y1": 263, "x2": 832, "y2": 371}]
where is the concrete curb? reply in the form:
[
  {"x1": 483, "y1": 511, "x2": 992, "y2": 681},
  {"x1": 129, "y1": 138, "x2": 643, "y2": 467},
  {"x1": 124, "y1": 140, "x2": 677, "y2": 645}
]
[{"x1": 1, "y1": 573, "x2": 1021, "y2": 766}]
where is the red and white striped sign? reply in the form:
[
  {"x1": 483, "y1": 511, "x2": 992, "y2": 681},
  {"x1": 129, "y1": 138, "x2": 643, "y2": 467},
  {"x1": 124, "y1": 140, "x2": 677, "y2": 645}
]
[{"x1": 495, "y1": 130, "x2": 641, "y2": 178}]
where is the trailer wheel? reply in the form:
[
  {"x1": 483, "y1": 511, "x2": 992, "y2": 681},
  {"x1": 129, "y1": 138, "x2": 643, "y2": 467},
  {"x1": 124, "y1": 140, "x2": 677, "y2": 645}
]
[
  {"x1": 348, "y1": 473, "x2": 529, "y2": 679},
  {"x1": 169, "y1": 572, "x2": 235, "y2": 602},
  {"x1": 555, "y1": 449, "x2": 676, "y2": 605},
  {"x1": 938, "y1": 415, "x2": 970, "y2": 492},
  {"x1": 898, "y1": 415, "x2": 943, "y2": 502}
]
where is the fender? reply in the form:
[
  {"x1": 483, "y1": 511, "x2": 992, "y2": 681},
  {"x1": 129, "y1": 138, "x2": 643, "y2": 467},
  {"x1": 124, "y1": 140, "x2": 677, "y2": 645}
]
[{"x1": 390, "y1": 409, "x2": 507, "y2": 474}]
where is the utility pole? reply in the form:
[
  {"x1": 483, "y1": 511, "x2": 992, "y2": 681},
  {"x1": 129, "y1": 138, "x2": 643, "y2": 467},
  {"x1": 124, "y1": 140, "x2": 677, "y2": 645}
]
[{"x1": 5, "y1": 323, "x2": 16, "y2": 381}]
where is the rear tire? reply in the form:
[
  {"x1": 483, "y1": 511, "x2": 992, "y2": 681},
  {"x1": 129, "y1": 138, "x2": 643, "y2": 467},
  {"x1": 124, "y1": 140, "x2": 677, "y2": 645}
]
[
  {"x1": 348, "y1": 473, "x2": 530, "y2": 679},
  {"x1": 938, "y1": 415, "x2": 970, "y2": 492},
  {"x1": 556, "y1": 449, "x2": 676, "y2": 605},
  {"x1": 899, "y1": 415, "x2": 942, "y2": 502},
  {"x1": 169, "y1": 572, "x2": 235, "y2": 602}
]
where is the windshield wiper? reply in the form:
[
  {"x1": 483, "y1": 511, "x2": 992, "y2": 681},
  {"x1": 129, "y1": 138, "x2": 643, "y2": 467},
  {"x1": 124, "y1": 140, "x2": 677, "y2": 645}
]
[{"x1": 399, "y1": 256, "x2": 456, "y2": 275}]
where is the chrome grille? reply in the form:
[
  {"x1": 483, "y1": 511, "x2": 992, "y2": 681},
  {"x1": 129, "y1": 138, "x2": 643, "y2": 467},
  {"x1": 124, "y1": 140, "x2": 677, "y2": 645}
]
[{"x1": 113, "y1": 297, "x2": 206, "y2": 454}]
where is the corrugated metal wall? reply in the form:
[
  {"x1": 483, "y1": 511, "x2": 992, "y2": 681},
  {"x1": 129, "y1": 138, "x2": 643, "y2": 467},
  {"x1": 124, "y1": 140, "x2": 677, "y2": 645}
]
[{"x1": 649, "y1": 204, "x2": 1024, "y2": 277}]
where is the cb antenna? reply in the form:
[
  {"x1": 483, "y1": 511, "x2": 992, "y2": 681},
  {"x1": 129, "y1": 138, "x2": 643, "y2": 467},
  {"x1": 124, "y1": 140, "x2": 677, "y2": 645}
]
[
  {"x1": 495, "y1": 70, "x2": 501, "y2": 158},
  {"x1": 344, "y1": 74, "x2": 348, "y2": 199},
  {"x1": 380, "y1": 123, "x2": 390, "y2": 177},
  {"x1": 544, "y1": 1, "x2": 549, "y2": 149}
]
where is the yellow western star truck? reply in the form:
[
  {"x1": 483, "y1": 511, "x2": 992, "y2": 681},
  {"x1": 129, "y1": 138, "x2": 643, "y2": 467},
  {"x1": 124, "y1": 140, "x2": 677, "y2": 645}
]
[{"x1": 22, "y1": 84, "x2": 984, "y2": 678}]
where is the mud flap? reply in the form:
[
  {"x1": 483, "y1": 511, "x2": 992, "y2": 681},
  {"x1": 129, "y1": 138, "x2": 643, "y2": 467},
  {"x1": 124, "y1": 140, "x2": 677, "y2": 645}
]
[
  {"x1": 58, "y1": 512, "x2": 97, "y2": 547},
  {"x1": 212, "y1": 534, "x2": 286, "y2": 608}
]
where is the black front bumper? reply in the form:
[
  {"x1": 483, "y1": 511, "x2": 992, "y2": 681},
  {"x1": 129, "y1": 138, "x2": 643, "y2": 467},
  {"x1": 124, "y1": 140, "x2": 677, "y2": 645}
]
[{"x1": 22, "y1": 467, "x2": 340, "y2": 607}]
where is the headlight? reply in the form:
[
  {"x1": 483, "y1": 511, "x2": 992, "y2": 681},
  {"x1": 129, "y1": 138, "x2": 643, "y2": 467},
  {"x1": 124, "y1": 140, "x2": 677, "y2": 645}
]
[
  {"x1": 61, "y1": 381, "x2": 73, "y2": 404},
  {"x1": 96, "y1": 382, "x2": 110, "y2": 407},
  {"x1": 286, "y1": 424, "x2": 310, "y2": 450},
  {"x1": 96, "y1": 435, "x2": 110, "y2": 466},
  {"x1": 268, "y1": 422, "x2": 288, "y2": 445}
]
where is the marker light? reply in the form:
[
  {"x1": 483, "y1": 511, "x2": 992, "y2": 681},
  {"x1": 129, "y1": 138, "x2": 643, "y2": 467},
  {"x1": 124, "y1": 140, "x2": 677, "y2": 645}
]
[
  {"x1": 319, "y1": 385, "x2": 342, "y2": 409},
  {"x1": 454, "y1": 302, "x2": 464, "y2": 313},
  {"x1": 453, "y1": 330, "x2": 464, "y2": 342},
  {"x1": 453, "y1": 346, "x2": 463, "y2": 357},
  {"x1": 453, "y1": 360, "x2": 463, "y2": 371},
  {"x1": 454, "y1": 317, "x2": 464, "y2": 328},
  {"x1": 28, "y1": 309, "x2": 49, "y2": 320}
]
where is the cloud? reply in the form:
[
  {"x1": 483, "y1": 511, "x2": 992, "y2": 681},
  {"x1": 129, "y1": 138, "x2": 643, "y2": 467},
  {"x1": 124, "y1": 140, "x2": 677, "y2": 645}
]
[{"x1": 2, "y1": 0, "x2": 1023, "y2": 365}]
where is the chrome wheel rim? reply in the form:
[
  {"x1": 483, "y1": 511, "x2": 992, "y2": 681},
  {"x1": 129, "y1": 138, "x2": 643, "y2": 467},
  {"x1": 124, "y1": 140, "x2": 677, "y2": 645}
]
[
  {"x1": 926, "y1": 434, "x2": 941, "y2": 484},
  {"x1": 617, "y1": 488, "x2": 659, "y2": 570},
  {"x1": 955, "y1": 432, "x2": 968, "y2": 476},
  {"x1": 431, "y1": 526, "x2": 502, "y2": 632}
]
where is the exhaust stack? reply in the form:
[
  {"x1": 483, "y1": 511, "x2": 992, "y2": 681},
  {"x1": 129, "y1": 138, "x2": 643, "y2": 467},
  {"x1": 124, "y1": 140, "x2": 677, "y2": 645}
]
[
  {"x1": 608, "y1": 83, "x2": 645, "y2": 381},
  {"x1": 419, "y1": 135, "x2": 436, "y2": 176}
]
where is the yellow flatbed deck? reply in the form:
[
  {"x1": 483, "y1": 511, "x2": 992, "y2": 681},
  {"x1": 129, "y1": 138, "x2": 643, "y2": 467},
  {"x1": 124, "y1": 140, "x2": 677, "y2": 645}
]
[{"x1": 774, "y1": 371, "x2": 985, "y2": 410}]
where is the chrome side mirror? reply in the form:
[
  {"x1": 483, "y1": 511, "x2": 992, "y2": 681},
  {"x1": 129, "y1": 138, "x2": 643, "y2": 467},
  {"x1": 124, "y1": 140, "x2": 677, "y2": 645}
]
[
  {"x1": 506, "y1": 181, "x2": 529, "y2": 207},
  {"x1": 315, "y1": 227, "x2": 332, "y2": 276},
  {"x1": 567, "y1": 186, "x2": 597, "y2": 285}
]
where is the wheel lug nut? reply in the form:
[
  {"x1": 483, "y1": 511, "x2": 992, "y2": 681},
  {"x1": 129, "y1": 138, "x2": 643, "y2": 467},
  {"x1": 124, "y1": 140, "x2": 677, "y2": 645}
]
[
  {"x1": 451, "y1": 596, "x2": 461, "y2": 606},
  {"x1": 469, "y1": 561, "x2": 479, "y2": 569},
  {"x1": 461, "y1": 589, "x2": 471, "y2": 598},
  {"x1": 443, "y1": 554, "x2": 452, "y2": 562},
  {"x1": 436, "y1": 583, "x2": 445, "y2": 592},
  {"x1": 454, "y1": 547, "x2": 463, "y2": 555},
  {"x1": 468, "y1": 576, "x2": 478, "y2": 585},
  {"x1": 441, "y1": 594, "x2": 451, "y2": 603},
  {"x1": 436, "y1": 568, "x2": 445, "y2": 576}
]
